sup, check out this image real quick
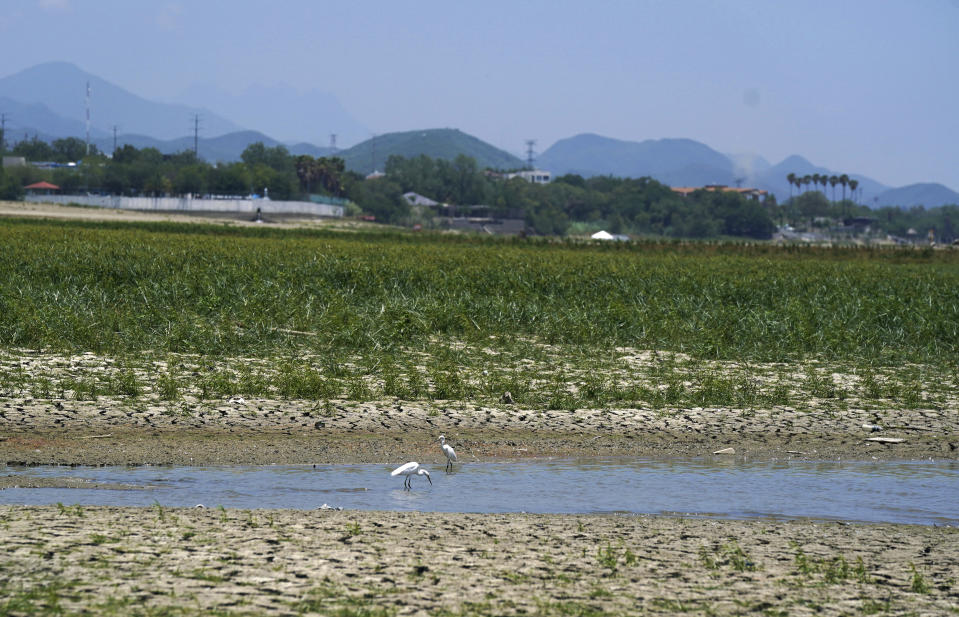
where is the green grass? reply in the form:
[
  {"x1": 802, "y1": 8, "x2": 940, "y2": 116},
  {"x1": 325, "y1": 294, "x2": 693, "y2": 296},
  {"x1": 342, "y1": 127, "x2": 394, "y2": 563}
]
[{"x1": 1, "y1": 217, "x2": 959, "y2": 407}]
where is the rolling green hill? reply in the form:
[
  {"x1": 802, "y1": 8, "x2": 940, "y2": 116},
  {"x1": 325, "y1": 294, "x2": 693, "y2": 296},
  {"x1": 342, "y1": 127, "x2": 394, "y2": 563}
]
[{"x1": 339, "y1": 128, "x2": 525, "y2": 175}]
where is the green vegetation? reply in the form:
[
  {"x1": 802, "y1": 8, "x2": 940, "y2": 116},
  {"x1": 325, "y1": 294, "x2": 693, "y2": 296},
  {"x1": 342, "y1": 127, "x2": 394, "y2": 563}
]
[
  {"x1": 9, "y1": 134, "x2": 957, "y2": 240},
  {"x1": 2, "y1": 217, "x2": 957, "y2": 365},
  {"x1": 387, "y1": 154, "x2": 777, "y2": 238},
  {"x1": 3, "y1": 217, "x2": 957, "y2": 414},
  {"x1": 341, "y1": 127, "x2": 524, "y2": 174}
]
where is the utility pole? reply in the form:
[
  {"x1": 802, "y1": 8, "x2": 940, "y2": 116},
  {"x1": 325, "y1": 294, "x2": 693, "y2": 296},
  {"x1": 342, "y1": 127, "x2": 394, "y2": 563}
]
[
  {"x1": 85, "y1": 81, "x2": 91, "y2": 156},
  {"x1": 192, "y1": 114, "x2": 200, "y2": 158},
  {"x1": 329, "y1": 133, "x2": 337, "y2": 152},
  {"x1": 112, "y1": 125, "x2": 118, "y2": 154}
]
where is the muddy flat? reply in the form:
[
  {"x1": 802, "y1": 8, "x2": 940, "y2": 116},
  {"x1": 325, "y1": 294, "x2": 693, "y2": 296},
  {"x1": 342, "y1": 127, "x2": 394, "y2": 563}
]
[
  {"x1": 2, "y1": 331, "x2": 957, "y2": 614},
  {"x1": 1, "y1": 505, "x2": 956, "y2": 616},
  {"x1": 1, "y1": 391, "x2": 956, "y2": 466}
]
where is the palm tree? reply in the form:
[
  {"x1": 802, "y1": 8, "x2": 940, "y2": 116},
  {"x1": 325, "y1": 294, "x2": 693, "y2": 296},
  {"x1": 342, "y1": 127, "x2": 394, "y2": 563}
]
[
  {"x1": 839, "y1": 174, "x2": 849, "y2": 203},
  {"x1": 829, "y1": 175, "x2": 838, "y2": 202},
  {"x1": 803, "y1": 175, "x2": 812, "y2": 193},
  {"x1": 849, "y1": 179, "x2": 859, "y2": 206},
  {"x1": 787, "y1": 173, "x2": 797, "y2": 199}
]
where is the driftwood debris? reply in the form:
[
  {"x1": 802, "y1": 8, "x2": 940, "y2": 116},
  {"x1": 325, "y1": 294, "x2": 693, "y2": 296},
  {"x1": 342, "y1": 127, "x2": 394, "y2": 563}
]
[{"x1": 865, "y1": 437, "x2": 905, "y2": 444}]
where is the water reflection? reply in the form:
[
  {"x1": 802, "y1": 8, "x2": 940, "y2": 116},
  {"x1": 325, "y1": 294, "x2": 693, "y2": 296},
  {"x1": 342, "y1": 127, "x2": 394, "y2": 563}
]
[{"x1": 1, "y1": 458, "x2": 957, "y2": 525}]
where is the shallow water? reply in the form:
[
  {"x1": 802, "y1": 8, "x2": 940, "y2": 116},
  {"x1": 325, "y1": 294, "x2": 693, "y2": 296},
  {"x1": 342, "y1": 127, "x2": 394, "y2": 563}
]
[{"x1": 2, "y1": 458, "x2": 957, "y2": 525}]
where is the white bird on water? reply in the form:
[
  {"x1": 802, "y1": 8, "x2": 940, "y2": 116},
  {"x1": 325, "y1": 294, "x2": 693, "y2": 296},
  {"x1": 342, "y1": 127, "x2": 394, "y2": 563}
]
[
  {"x1": 391, "y1": 461, "x2": 432, "y2": 490},
  {"x1": 439, "y1": 434, "x2": 457, "y2": 472}
]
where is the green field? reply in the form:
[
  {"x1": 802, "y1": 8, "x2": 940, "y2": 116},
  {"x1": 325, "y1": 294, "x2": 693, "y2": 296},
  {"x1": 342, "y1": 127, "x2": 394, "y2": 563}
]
[{"x1": 2, "y1": 217, "x2": 958, "y2": 409}]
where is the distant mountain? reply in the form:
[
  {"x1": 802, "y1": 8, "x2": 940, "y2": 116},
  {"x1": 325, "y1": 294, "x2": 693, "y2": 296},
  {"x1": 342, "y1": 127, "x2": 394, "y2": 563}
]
[
  {"x1": 874, "y1": 183, "x2": 959, "y2": 208},
  {"x1": 0, "y1": 62, "x2": 243, "y2": 140},
  {"x1": 174, "y1": 82, "x2": 369, "y2": 148},
  {"x1": 288, "y1": 142, "x2": 337, "y2": 158},
  {"x1": 0, "y1": 96, "x2": 109, "y2": 142},
  {"x1": 753, "y1": 155, "x2": 885, "y2": 205},
  {"x1": 537, "y1": 136, "x2": 959, "y2": 208},
  {"x1": 539, "y1": 134, "x2": 734, "y2": 181},
  {"x1": 90, "y1": 130, "x2": 335, "y2": 163},
  {"x1": 3, "y1": 62, "x2": 955, "y2": 207},
  {"x1": 338, "y1": 128, "x2": 525, "y2": 175}
]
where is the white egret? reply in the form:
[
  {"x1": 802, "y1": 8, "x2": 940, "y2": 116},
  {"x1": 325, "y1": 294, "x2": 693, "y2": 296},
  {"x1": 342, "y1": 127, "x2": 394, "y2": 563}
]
[
  {"x1": 391, "y1": 461, "x2": 432, "y2": 490},
  {"x1": 439, "y1": 434, "x2": 457, "y2": 472}
]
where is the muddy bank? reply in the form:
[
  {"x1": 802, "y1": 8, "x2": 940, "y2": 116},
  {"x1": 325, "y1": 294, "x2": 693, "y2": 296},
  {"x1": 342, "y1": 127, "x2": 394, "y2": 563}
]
[
  {"x1": 0, "y1": 474, "x2": 148, "y2": 490},
  {"x1": 2, "y1": 392, "x2": 957, "y2": 466},
  {"x1": 2, "y1": 505, "x2": 956, "y2": 616},
  {"x1": 1, "y1": 425, "x2": 954, "y2": 468}
]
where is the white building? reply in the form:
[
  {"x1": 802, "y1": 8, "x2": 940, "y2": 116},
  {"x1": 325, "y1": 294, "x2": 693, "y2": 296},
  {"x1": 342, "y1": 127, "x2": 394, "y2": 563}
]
[{"x1": 506, "y1": 169, "x2": 552, "y2": 184}]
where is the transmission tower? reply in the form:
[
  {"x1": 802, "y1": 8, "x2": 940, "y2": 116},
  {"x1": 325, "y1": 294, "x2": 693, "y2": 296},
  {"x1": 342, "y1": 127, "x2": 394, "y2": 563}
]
[
  {"x1": 192, "y1": 114, "x2": 201, "y2": 157},
  {"x1": 329, "y1": 133, "x2": 337, "y2": 152},
  {"x1": 525, "y1": 139, "x2": 536, "y2": 170}
]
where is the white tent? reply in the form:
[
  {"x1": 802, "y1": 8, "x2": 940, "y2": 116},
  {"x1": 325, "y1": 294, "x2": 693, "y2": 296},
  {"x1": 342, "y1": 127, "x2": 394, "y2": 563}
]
[{"x1": 590, "y1": 230, "x2": 615, "y2": 240}]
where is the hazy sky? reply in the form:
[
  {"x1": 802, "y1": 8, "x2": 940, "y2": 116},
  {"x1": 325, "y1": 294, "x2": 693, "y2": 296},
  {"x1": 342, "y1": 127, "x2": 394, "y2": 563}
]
[{"x1": 1, "y1": 0, "x2": 957, "y2": 189}]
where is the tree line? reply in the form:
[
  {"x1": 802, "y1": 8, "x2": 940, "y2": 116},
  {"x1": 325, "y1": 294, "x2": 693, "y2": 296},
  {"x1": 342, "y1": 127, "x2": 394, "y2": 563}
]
[
  {"x1": 385, "y1": 154, "x2": 778, "y2": 238},
  {"x1": 1, "y1": 140, "x2": 351, "y2": 204},
  {"x1": 1, "y1": 135, "x2": 955, "y2": 241},
  {"x1": 786, "y1": 172, "x2": 861, "y2": 204}
]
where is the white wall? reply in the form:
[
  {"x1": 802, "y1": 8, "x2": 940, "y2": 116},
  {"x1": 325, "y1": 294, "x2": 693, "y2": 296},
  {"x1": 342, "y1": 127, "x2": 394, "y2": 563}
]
[{"x1": 24, "y1": 194, "x2": 344, "y2": 217}]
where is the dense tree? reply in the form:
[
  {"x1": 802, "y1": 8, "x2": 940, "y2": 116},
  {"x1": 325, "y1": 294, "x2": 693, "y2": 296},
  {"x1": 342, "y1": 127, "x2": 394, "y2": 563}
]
[
  {"x1": 241, "y1": 142, "x2": 292, "y2": 172},
  {"x1": 173, "y1": 165, "x2": 207, "y2": 195},
  {"x1": 350, "y1": 177, "x2": 409, "y2": 223},
  {"x1": 794, "y1": 191, "x2": 831, "y2": 224},
  {"x1": 52, "y1": 137, "x2": 95, "y2": 162},
  {"x1": 12, "y1": 137, "x2": 55, "y2": 162},
  {"x1": 294, "y1": 155, "x2": 345, "y2": 196}
]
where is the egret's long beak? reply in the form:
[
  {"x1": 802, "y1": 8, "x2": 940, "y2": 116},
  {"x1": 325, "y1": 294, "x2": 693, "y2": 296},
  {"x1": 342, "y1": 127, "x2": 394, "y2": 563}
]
[{"x1": 427, "y1": 475, "x2": 433, "y2": 486}]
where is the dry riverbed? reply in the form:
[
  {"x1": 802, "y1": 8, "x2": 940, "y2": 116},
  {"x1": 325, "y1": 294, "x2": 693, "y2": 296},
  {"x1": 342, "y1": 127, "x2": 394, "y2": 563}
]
[
  {"x1": 1, "y1": 505, "x2": 956, "y2": 616},
  {"x1": 2, "y1": 345, "x2": 958, "y2": 615}
]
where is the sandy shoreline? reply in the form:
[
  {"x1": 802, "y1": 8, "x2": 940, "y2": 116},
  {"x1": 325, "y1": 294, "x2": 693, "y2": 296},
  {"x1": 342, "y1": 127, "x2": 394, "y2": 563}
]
[{"x1": 1, "y1": 505, "x2": 955, "y2": 616}]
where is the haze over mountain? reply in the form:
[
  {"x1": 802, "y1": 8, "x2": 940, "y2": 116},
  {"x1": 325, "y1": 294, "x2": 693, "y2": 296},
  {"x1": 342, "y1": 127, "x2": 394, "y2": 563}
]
[
  {"x1": 539, "y1": 135, "x2": 959, "y2": 209},
  {"x1": 171, "y1": 82, "x2": 369, "y2": 148},
  {"x1": 1, "y1": 2, "x2": 956, "y2": 195},
  {"x1": 0, "y1": 62, "x2": 242, "y2": 140},
  {"x1": 1, "y1": 62, "x2": 956, "y2": 208}
]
